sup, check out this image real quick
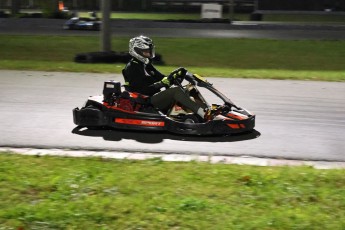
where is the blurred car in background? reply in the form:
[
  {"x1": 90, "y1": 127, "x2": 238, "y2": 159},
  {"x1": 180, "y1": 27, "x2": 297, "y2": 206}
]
[{"x1": 63, "y1": 17, "x2": 101, "y2": 31}]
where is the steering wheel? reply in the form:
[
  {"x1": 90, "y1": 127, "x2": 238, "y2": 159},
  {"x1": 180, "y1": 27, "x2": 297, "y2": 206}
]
[{"x1": 168, "y1": 67, "x2": 187, "y2": 85}]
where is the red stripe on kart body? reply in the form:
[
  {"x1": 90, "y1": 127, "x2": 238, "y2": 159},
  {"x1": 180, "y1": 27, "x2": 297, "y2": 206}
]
[
  {"x1": 227, "y1": 123, "x2": 240, "y2": 129},
  {"x1": 227, "y1": 123, "x2": 246, "y2": 129},
  {"x1": 115, "y1": 118, "x2": 165, "y2": 127}
]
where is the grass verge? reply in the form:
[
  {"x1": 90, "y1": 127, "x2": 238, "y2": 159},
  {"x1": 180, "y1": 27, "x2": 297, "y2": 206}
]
[
  {"x1": 1, "y1": 35, "x2": 344, "y2": 81},
  {"x1": 0, "y1": 153, "x2": 345, "y2": 229},
  {"x1": 1, "y1": 60, "x2": 343, "y2": 82},
  {"x1": 78, "y1": 12, "x2": 345, "y2": 23}
]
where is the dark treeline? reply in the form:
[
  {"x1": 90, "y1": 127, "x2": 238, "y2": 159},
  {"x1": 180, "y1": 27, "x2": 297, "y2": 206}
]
[{"x1": 1, "y1": 0, "x2": 344, "y2": 12}]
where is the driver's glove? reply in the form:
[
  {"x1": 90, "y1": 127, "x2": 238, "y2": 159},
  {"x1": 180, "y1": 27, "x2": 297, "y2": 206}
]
[
  {"x1": 168, "y1": 67, "x2": 187, "y2": 81},
  {"x1": 152, "y1": 76, "x2": 171, "y2": 90},
  {"x1": 161, "y1": 76, "x2": 171, "y2": 87}
]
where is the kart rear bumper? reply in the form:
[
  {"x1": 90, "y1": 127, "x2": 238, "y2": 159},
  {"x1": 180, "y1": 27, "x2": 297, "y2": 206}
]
[
  {"x1": 73, "y1": 107, "x2": 107, "y2": 127},
  {"x1": 73, "y1": 107, "x2": 167, "y2": 132}
]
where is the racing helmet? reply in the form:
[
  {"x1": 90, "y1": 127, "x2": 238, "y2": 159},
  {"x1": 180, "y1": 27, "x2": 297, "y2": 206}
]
[{"x1": 129, "y1": 35, "x2": 155, "y2": 64}]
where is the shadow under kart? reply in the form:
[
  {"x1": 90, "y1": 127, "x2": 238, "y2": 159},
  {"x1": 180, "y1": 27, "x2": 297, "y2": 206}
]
[{"x1": 72, "y1": 126, "x2": 261, "y2": 144}]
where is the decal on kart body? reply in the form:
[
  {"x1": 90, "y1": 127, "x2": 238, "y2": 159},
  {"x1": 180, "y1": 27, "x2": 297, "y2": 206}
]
[
  {"x1": 193, "y1": 74, "x2": 207, "y2": 82},
  {"x1": 115, "y1": 118, "x2": 165, "y2": 127},
  {"x1": 227, "y1": 123, "x2": 246, "y2": 129}
]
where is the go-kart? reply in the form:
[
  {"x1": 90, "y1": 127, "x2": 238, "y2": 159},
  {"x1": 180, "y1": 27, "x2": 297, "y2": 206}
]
[
  {"x1": 63, "y1": 17, "x2": 101, "y2": 31},
  {"x1": 73, "y1": 70, "x2": 255, "y2": 135}
]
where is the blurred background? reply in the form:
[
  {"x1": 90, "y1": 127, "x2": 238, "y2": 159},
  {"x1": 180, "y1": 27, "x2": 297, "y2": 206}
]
[
  {"x1": 1, "y1": 0, "x2": 345, "y2": 21},
  {"x1": 2, "y1": 0, "x2": 345, "y2": 12}
]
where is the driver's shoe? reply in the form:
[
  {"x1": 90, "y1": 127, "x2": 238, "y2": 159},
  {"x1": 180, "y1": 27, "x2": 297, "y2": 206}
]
[{"x1": 204, "y1": 105, "x2": 225, "y2": 121}]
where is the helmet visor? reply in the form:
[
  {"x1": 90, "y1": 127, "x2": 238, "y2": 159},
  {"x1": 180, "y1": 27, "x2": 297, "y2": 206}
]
[{"x1": 135, "y1": 46, "x2": 155, "y2": 59}]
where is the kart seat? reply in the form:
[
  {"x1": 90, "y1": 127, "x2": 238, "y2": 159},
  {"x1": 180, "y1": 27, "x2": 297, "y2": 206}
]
[
  {"x1": 116, "y1": 91, "x2": 152, "y2": 112},
  {"x1": 120, "y1": 91, "x2": 150, "y2": 105}
]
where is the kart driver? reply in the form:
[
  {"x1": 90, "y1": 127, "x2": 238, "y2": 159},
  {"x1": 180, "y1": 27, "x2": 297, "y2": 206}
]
[{"x1": 122, "y1": 35, "x2": 216, "y2": 121}]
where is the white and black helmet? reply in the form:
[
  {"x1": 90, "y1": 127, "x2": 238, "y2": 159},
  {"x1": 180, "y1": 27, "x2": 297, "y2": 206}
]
[{"x1": 129, "y1": 35, "x2": 155, "y2": 64}]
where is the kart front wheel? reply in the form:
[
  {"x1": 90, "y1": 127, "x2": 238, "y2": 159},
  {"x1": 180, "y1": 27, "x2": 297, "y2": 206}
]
[{"x1": 181, "y1": 114, "x2": 202, "y2": 124}]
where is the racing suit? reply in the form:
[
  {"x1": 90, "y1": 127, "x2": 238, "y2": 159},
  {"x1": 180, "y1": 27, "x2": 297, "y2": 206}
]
[{"x1": 122, "y1": 58, "x2": 206, "y2": 114}]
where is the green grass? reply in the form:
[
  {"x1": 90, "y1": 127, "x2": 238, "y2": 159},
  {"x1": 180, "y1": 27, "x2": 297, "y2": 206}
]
[
  {"x1": 14, "y1": 10, "x2": 345, "y2": 22},
  {"x1": 80, "y1": 11, "x2": 201, "y2": 20},
  {"x1": 0, "y1": 153, "x2": 344, "y2": 229},
  {"x1": 77, "y1": 11, "x2": 345, "y2": 23},
  {"x1": 0, "y1": 35, "x2": 344, "y2": 81},
  {"x1": 81, "y1": 11, "x2": 247, "y2": 21}
]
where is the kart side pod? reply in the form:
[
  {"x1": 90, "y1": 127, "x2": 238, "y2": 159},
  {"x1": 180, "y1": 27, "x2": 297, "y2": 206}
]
[{"x1": 103, "y1": 80, "x2": 121, "y2": 104}]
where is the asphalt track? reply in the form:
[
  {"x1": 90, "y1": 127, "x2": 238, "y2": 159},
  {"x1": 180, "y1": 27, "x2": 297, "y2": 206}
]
[
  {"x1": 1, "y1": 18, "x2": 345, "y2": 40},
  {"x1": 0, "y1": 70, "x2": 344, "y2": 162}
]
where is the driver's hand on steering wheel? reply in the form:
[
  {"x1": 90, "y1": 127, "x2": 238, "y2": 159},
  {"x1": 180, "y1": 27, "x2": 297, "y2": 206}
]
[
  {"x1": 168, "y1": 67, "x2": 187, "y2": 83},
  {"x1": 161, "y1": 76, "x2": 171, "y2": 88}
]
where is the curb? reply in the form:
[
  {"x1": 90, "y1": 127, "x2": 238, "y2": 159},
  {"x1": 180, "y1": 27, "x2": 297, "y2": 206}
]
[{"x1": 1, "y1": 147, "x2": 344, "y2": 170}]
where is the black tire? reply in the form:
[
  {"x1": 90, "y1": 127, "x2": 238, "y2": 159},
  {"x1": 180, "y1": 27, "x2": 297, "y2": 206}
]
[{"x1": 181, "y1": 114, "x2": 202, "y2": 124}]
